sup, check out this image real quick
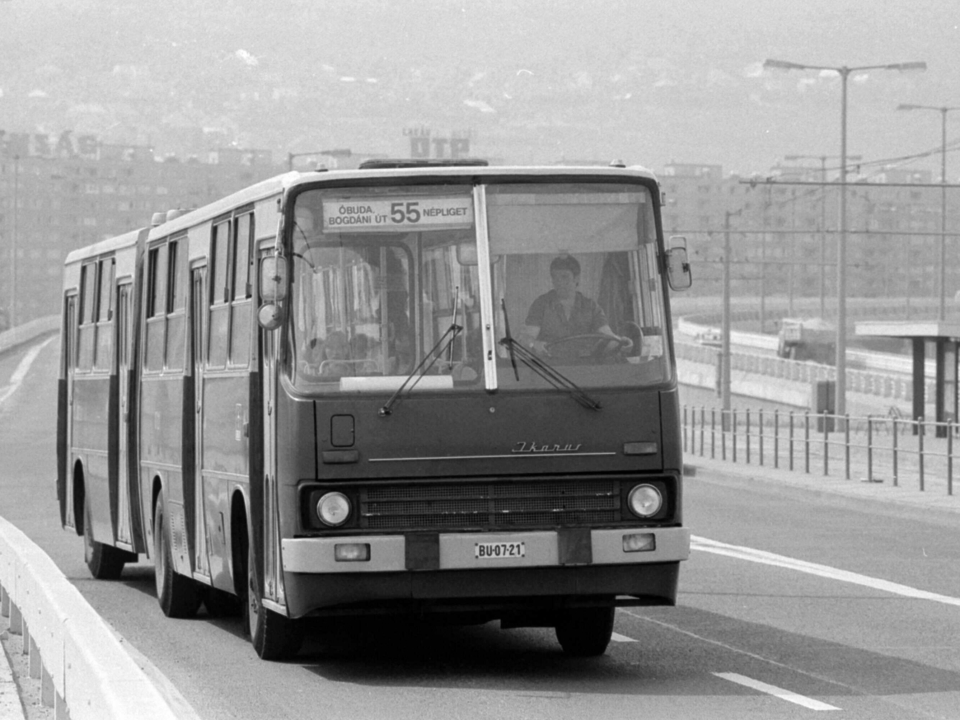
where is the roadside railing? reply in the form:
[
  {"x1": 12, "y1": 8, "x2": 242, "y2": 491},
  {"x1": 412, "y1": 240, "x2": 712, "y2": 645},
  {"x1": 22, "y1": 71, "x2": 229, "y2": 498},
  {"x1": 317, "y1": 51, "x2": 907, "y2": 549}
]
[
  {"x1": 682, "y1": 405, "x2": 955, "y2": 496},
  {"x1": 675, "y1": 341, "x2": 932, "y2": 403}
]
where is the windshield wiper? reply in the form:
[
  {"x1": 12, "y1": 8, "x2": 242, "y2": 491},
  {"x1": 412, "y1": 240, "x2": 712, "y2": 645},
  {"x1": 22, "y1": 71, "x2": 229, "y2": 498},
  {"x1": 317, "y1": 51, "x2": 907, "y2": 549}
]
[
  {"x1": 380, "y1": 287, "x2": 463, "y2": 417},
  {"x1": 500, "y1": 298, "x2": 520, "y2": 381},
  {"x1": 499, "y1": 301, "x2": 601, "y2": 411}
]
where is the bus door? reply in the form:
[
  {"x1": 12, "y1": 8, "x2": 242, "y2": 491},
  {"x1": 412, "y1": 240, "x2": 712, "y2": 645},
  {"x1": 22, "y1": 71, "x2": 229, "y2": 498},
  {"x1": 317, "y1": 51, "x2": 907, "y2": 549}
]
[
  {"x1": 191, "y1": 266, "x2": 212, "y2": 579},
  {"x1": 62, "y1": 294, "x2": 78, "y2": 529},
  {"x1": 115, "y1": 283, "x2": 138, "y2": 546},
  {"x1": 259, "y1": 251, "x2": 279, "y2": 602}
]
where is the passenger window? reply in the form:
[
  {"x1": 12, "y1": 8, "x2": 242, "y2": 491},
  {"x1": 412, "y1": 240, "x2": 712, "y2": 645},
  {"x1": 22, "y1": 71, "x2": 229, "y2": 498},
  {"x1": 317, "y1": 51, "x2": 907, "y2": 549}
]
[
  {"x1": 146, "y1": 246, "x2": 167, "y2": 319},
  {"x1": 233, "y1": 214, "x2": 252, "y2": 301},
  {"x1": 212, "y1": 220, "x2": 231, "y2": 305},
  {"x1": 80, "y1": 264, "x2": 97, "y2": 325},
  {"x1": 97, "y1": 258, "x2": 114, "y2": 321},
  {"x1": 77, "y1": 263, "x2": 98, "y2": 371},
  {"x1": 94, "y1": 258, "x2": 115, "y2": 371},
  {"x1": 165, "y1": 239, "x2": 186, "y2": 371},
  {"x1": 167, "y1": 240, "x2": 181, "y2": 314}
]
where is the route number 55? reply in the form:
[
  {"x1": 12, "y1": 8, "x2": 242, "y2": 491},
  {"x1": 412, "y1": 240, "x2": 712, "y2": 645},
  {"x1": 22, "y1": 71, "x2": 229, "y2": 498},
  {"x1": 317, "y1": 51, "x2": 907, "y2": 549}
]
[{"x1": 391, "y1": 201, "x2": 421, "y2": 224}]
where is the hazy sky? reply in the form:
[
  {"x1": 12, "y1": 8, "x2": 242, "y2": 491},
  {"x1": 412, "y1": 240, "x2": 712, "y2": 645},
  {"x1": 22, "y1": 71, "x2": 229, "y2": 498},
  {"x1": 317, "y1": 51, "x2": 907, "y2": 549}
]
[{"x1": 1, "y1": 0, "x2": 958, "y2": 176}]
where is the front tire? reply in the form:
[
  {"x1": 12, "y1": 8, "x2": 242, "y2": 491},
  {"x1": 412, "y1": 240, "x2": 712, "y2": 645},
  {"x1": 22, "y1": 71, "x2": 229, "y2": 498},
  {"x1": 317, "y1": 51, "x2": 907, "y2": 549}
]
[
  {"x1": 555, "y1": 606, "x2": 615, "y2": 657},
  {"x1": 83, "y1": 495, "x2": 129, "y2": 580},
  {"x1": 245, "y1": 537, "x2": 302, "y2": 660},
  {"x1": 153, "y1": 493, "x2": 201, "y2": 618}
]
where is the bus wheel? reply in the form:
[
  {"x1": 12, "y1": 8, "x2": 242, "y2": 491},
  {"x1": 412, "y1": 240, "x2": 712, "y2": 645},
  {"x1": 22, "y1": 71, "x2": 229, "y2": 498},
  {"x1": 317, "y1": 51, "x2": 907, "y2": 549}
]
[
  {"x1": 83, "y1": 495, "x2": 127, "y2": 580},
  {"x1": 153, "y1": 494, "x2": 201, "y2": 618},
  {"x1": 555, "y1": 606, "x2": 615, "y2": 657},
  {"x1": 245, "y1": 541, "x2": 302, "y2": 660}
]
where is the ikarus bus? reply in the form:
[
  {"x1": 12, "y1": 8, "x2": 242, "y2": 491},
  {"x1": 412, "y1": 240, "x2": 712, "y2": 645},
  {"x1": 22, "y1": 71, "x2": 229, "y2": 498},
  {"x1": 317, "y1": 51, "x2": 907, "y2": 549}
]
[{"x1": 58, "y1": 159, "x2": 693, "y2": 660}]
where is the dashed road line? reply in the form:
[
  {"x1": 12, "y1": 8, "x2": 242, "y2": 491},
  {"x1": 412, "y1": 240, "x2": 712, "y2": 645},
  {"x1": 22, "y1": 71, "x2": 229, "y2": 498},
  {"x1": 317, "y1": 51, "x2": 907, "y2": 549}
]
[
  {"x1": 714, "y1": 672, "x2": 839, "y2": 711},
  {"x1": 611, "y1": 625, "x2": 841, "y2": 711}
]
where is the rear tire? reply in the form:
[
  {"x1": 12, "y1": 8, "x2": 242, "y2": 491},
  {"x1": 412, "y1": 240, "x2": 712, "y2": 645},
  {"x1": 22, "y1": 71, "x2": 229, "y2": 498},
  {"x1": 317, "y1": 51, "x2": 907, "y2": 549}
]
[
  {"x1": 83, "y1": 495, "x2": 128, "y2": 580},
  {"x1": 245, "y1": 537, "x2": 302, "y2": 660},
  {"x1": 153, "y1": 494, "x2": 201, "y2": 618},
  {"x1": 555, "y1": 606, "x2": 615, "y2": 657}
]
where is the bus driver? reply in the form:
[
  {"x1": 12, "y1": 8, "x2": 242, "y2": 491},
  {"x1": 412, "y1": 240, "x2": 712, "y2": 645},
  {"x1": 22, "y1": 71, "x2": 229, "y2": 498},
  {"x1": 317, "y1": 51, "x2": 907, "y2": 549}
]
[{"x1": 520, "y1": 255, "x2": 629, "y2": 358}]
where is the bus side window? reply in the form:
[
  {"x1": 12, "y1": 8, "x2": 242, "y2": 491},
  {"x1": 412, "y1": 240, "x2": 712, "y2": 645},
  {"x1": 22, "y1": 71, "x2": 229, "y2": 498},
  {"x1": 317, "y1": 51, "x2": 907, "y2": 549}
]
[
  {"x1": 144, "y1": 245, "x2": 167, "y2": 373},
  {"x1": 94, "y1": 258, "x2": 115, "y2": 372},
  {"x1": 208, "y1": 220, "x2": 232, "y2": 369},
  {"x1": 165, "y1": 239, "x2": 187, "y2": 371},
  {"x1": 229, "y1": 213, "x2": 253, "y2": 366},
  {"x1": 77, "y1": 262, "x2": 97, "y2": 371}
]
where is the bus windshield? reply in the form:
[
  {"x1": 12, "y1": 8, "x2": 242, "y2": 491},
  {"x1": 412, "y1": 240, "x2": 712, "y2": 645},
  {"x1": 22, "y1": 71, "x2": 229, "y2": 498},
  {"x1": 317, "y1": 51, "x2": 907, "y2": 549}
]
[
  {"x1": 287, "y1": 180, "x2": 669, "y2": 394},
  {"x1": 490, "y1": 182, "x2": 670, "y2": 391}
]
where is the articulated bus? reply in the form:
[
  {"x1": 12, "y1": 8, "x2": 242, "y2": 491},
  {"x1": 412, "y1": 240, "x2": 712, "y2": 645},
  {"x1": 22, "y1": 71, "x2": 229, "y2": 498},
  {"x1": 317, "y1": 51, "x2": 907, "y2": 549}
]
[{"x1": 58, "y1": 159, "x2": 693, "y2": 660}]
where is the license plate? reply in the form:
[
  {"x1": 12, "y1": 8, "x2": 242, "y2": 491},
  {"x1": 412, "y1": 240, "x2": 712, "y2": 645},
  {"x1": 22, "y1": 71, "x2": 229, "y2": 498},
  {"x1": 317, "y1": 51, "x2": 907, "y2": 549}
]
[{"x1": 474, "y1": 541, "x2": 525, "y2": 559}]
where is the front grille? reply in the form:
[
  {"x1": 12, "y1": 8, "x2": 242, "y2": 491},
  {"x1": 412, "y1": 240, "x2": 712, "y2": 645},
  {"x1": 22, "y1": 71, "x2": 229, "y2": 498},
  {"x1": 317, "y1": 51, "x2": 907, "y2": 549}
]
[{"x1": 359, "y1": 480, "x2": 621, "y2": 531}]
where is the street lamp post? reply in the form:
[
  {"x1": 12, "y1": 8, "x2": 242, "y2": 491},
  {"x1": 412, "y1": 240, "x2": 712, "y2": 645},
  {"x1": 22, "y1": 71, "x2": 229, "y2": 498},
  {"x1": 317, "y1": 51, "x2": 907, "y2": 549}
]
[
  {"x1": 722, "y1": 210, "x2": 735, "y2": 422},
  {"x1": 10, "y1": 154, "x2": 19, "y2": 328},
  {"x1": 897, "y1": 103, "x2": 960, "y2": 321},
  {"x1": 764, "y1": 59, "x2": 927, "y2": 418}
]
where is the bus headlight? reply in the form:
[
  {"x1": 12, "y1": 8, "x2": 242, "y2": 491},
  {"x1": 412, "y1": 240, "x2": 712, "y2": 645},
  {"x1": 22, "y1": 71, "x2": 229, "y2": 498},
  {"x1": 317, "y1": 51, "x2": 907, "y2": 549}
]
[
  {"x1": 317, "y1": 492, "x2": 351, "y2": 526},
  {"x1": 627, "y1": 484, "x2": 663, "y2": 518}
]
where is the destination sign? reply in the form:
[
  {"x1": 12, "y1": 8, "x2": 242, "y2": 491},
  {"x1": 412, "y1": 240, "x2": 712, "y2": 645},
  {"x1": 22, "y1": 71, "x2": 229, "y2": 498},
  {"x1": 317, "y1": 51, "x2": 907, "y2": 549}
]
[{"x1": 323, "y1": 197, "x2": 474, "y2": 232}]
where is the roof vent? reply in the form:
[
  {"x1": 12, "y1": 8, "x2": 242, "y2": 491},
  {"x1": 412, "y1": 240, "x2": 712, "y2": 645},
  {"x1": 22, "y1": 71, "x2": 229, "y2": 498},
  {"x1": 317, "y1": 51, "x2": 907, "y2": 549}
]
[
  {"x1": 150, "y1": 212, "x2": 166, "y2": 227},
  {"x1": 609, "y1": 159, "x2": 626, "y2": 168}
]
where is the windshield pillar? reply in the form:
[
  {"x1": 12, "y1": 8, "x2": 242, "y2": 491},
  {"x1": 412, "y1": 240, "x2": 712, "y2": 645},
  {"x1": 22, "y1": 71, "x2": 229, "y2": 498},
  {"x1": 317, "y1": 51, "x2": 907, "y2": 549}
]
[{"x1": 473, "y1": 184, "x2": 498, "y2": 392}]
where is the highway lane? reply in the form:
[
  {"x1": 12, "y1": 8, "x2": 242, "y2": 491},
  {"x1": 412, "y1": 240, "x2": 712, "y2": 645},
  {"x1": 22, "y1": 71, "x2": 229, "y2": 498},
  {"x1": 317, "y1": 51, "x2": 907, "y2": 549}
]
[{"x1": 2, "y1": 337, "x2": 960, "y2": 719}]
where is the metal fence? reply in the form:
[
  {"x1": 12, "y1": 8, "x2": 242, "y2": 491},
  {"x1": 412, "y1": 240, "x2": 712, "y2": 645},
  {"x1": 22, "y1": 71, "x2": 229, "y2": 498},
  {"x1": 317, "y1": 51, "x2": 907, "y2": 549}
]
[{"x1": 682, "y1": 405, "x2": 955, "y2": 496}]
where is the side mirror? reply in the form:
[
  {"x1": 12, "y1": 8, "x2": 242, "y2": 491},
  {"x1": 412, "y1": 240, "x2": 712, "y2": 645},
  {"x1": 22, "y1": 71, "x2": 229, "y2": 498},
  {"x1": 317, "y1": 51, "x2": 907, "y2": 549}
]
[
  {"x1": 258, "y1": 303, "x2": 284, "y2": 330},
  {"x1": 666, "y1": 237, "x2": 693, "y2": 291},
  {"x1": 259, "y1": 256, "x2": 288, "y2": 302},
  {"x1": 258, "y1": 256, "x2": 288, "y2": 330}
]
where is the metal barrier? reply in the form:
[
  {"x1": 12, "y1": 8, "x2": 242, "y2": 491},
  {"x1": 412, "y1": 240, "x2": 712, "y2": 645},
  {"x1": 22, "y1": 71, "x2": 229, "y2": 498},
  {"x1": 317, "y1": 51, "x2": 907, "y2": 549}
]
[
  {"x1": 675, "y1": 341, "x2": 930, "y2": 403},
  {"x1": 683, "y1": 404, "x2": 955, "y2": 496}
]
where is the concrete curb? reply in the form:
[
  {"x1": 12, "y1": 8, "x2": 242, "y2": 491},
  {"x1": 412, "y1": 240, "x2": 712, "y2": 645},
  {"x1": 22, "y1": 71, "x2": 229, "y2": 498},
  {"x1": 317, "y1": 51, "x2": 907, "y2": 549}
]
[
  {"x1": 0, "y1": 318, "x2": 60, "y2": 358},
  {"x1": 685, "y1": 455, "x2": 960, "y2": 528},
  {"x1": 0, "y1": 517, "x2": 180, "y2": 720}
]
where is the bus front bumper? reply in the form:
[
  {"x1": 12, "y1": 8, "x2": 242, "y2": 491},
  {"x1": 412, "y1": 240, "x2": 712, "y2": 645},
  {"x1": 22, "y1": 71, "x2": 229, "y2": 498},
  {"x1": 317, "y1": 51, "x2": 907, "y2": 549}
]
[{"x1": 282, "y1": 526, "x2": 689, "y2": 574}]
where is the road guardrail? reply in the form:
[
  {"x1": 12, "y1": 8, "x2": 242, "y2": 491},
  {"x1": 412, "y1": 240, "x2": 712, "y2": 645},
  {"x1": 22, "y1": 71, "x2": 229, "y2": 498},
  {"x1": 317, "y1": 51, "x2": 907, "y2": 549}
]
[{"x1": 0, "y1": 517, "x2": 180, "y2": 720}]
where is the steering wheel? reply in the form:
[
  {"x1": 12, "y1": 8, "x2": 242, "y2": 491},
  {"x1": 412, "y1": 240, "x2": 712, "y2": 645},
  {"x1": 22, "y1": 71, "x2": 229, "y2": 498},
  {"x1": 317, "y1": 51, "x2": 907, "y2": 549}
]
[
  {"x1": 619, "y1": 321, "x2": 644, "y2": 356},
  {"x1": 545, "y1": 333, "x2": 633, "y2": 359}
]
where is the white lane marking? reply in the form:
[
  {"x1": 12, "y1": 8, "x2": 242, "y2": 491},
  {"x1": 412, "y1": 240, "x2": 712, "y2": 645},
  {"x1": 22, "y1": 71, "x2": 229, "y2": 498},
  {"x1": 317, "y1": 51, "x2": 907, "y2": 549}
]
[
  {"x1": 610, "y1": 632, "x2": 636, "y2": 643},
  {"x1": 622, "y1": 608, "x2": 863, "y2": 700},
  {"x1": 714, "y1": 672, "x2": 840, "y2": 711},
  {"x1": 692, "y1": 535, "x2": 960, "y2": 608},
  {"x1": 0, "y1": 338, "x2": 54, "y2": 406}
]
